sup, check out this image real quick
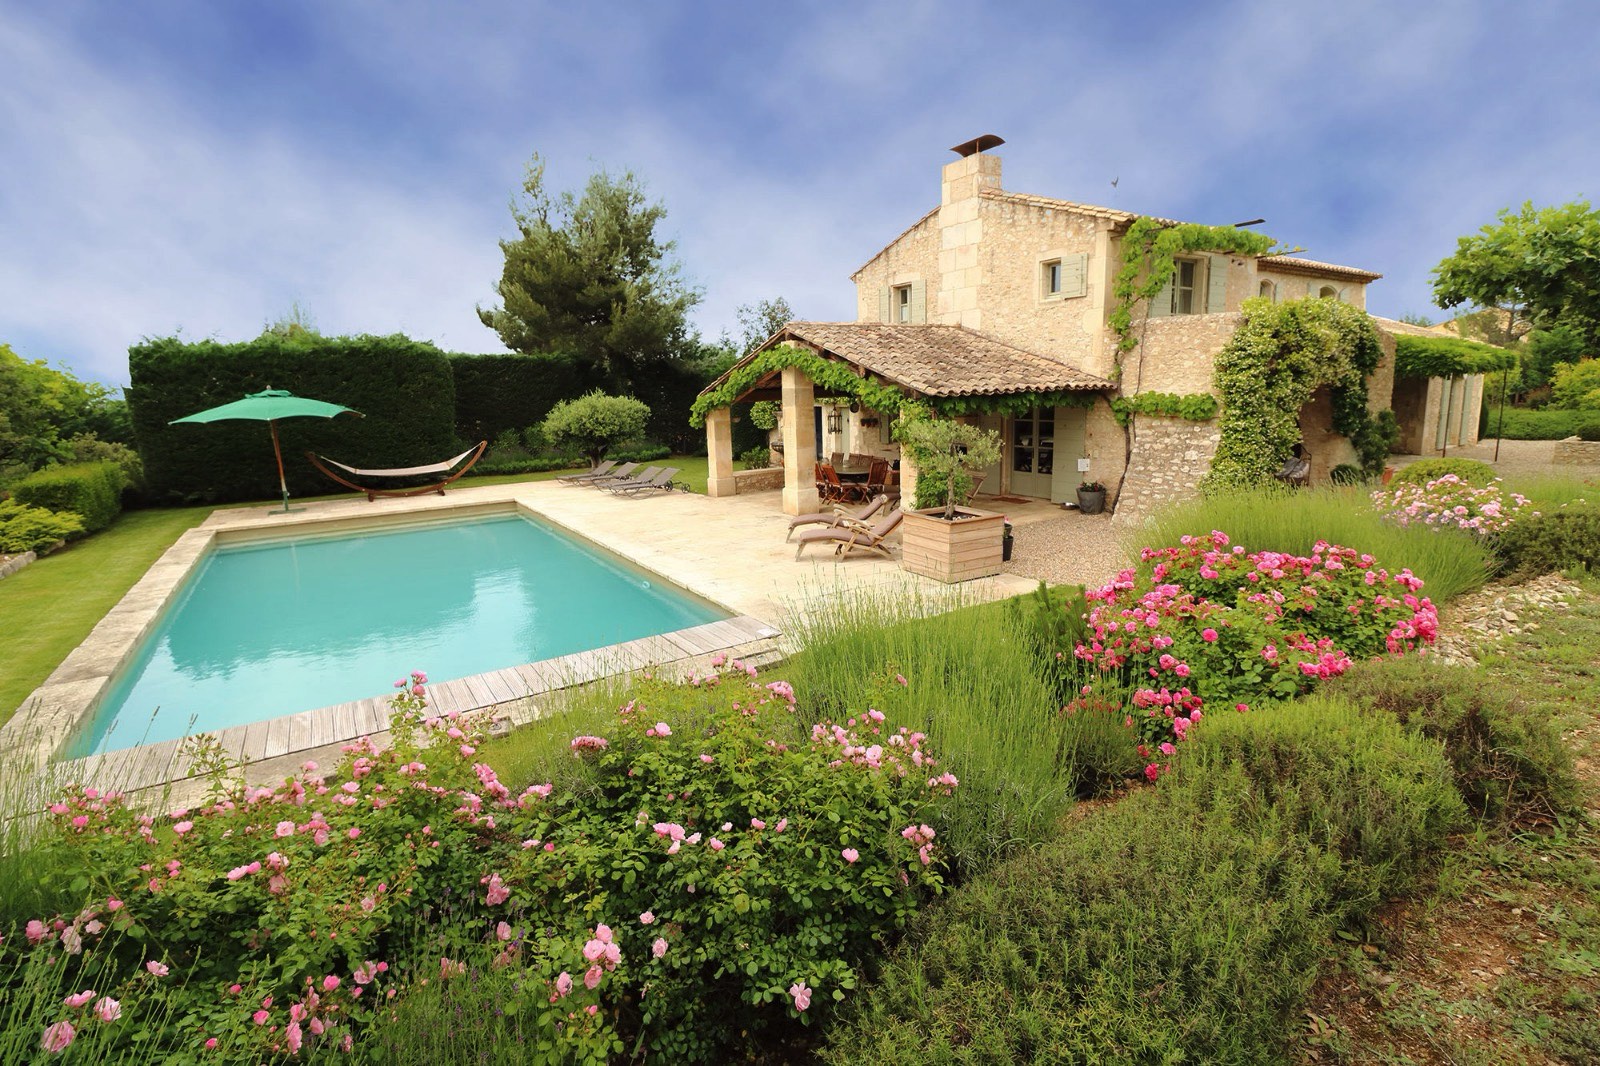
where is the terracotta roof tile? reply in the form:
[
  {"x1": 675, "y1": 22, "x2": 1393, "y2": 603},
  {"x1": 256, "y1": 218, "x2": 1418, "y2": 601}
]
[
  {"x1": 1258, "y1": 255, "x2": 1382, "y2": 282},
  {"x1": 704, "y1": 322, "x2": 1114, "y2": 400},
  {"x1": 978, "y1": 188, "x2": 1179, "y2": 227}
]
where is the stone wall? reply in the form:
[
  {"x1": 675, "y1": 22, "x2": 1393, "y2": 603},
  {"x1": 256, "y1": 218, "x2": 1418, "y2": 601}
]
[
  {"x1": 1125, "y1": 312, "x2": 1241, "y2": 396},
  {"x1": 1554, "y1": 439, "x2": 1600, "y2": 465},
  {"x1": 1255, "y1": 269, "x2": 1369, "y2": 309},
  {"x1": 731, "y1": 468, "x2": 785, "y2": 493},
  {"x1": 853, "y1": 211, "x2": 942, "y2": 323},
  {"x1": 1110, "y1": 415, "x2": 1221, "y2": 527}
]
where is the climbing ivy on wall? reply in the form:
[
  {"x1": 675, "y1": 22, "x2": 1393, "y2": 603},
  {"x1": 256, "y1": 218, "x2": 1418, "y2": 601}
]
[
  {"x1": 1109, "y1": 392, "x2": 1219, "y2": 426},
  {"x1": 1205, "y1": 297, "x2": 1394, "y2": 489},
  {"x1": 1108, "y1": 218, "x2": 1279, "y2": 379},
  {"x1": 690, "y1": 344, "x2": 1107, "y2": 426}
]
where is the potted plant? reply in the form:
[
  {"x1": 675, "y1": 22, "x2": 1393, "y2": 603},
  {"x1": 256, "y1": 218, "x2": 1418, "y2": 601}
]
[
  {"x1": 1076, "y1": 479, "x2": 1107, "y2": 515},
  {"x1": 896, "y1": 418, "x2": 1006, "y2": 583}
]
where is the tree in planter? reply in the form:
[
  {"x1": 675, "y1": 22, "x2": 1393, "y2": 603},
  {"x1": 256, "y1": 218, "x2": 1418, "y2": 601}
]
[
  {"x1": 898, "y1": 418, "x2": 1002, "y2": 520},
  {"x1": 540, "y1": 391, "x2": 651, "y2": 468}
]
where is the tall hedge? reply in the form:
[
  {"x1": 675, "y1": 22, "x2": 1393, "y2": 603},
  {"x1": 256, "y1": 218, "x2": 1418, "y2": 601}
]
[
  {"x1": 447, "y1": 352, "x2": 601, "y2": 443},
  {"x1": 11, "y1": 461, "x2": 124, "y2": 533},
  {"x1": 128, "y1": 335, "x2": 458, "y2": 503}
]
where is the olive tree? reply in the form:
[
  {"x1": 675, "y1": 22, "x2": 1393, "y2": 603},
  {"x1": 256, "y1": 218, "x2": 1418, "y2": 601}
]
[
  {"x1": 897, "y1": 417, "x2": 1003, "y2": 519},
  {"x1": 541, "y1": 391, "x2": 651, "y2": 468}
]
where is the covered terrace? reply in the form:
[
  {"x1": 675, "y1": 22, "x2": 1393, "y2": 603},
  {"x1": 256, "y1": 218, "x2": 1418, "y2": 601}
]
[{"x1": 695, "y1": 322, "x2": 1115, "y2": 515}]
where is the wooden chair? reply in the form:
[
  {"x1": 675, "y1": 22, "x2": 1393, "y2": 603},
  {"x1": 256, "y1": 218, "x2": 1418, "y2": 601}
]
[
  {"x1": 962, "y1": 470, "x2": 988, "y2": 505},
  {"x1": 865, "y1": 459, "x2": 891, "y2": 497},
  {"x1": 829, "y1": 451, "x2": 846, "y2": 470},
  {"x1": 820, "y1": 463, "x2": 862, "y2": 504},
  {"x1": 815, "y1": 462, "x2": 841, "y2": 503}
]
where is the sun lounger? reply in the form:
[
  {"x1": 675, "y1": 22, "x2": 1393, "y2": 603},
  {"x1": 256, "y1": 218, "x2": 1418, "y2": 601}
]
[
  {"x1": 306, "y1": 441, "x2": 487, "y2": 500},
  {"x1": 793, "y1": 509, "x2": 903, "y2": 561},
  {"x1": 556, "y1": 460, "x2": 623, "y2": 484},
  {"x1": 591, "y1": 465, "x2": 660, "y2": 489},
  {"x1": 786, "y1": 494, "x2": 891, "y2": 541},
  {"x1": 606, "y1": 467, "x2": 681, "y2": 497}
]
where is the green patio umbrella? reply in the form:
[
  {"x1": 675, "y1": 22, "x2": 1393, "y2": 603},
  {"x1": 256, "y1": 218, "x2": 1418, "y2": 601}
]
[{"x1": 169, "y1": 388, "x2": 363, "y2": 514}]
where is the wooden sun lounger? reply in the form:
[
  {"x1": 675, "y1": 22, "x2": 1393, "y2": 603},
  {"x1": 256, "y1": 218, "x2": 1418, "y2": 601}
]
[
  {"x1": 793, "y1": 508, "x2": 903, "y2": 561},
  {"x1": 592, "y1": 465, "x2": 661, "y2": 490},
  {"x1": 786, "y1": 494, "x2": 891, "y2": 541},
  {"x1": 306, "y1": 441, "x2": 487, "y2": 500}
]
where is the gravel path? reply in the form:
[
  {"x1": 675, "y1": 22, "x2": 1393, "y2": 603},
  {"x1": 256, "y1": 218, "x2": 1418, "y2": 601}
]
[
  {"x1": 1003, "y1": 512, "x2": 1127, "y2": 590},
  {"x1": 1394, "y1": 439, "x2": 1600, "y2": 483}
]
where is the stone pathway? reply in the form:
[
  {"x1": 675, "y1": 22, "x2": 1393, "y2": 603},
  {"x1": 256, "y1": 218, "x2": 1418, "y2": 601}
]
[
  {"x1": 1430, "y1": 572, "x2": 1583, "y2": 666},
  {"x1": 1003, "y1": 512, "x2": 1128, "y2": 590}
]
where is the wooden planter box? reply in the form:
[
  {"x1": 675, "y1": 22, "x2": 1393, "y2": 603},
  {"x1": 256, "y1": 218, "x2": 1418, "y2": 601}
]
[{"x1": 900, "y1": 506, "x2": 1005, "y2": 583}]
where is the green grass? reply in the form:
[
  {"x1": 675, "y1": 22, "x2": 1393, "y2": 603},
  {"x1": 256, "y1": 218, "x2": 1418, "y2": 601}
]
[
  {"x1": 1139, "y1": 485, "x2": 1496, "y2": 602},
  {"x1": 1499, "y1": 472, "x2": 1599, "y2": 509},
  {"x1": 0, "y1": 456, "x2": 712, "y2": 727},
  {"x1": 1485, "y1": 406, "x2": 1592, "y2": 440}
]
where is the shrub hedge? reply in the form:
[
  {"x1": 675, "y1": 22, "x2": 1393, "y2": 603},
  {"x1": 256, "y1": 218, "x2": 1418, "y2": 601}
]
[
  {"x1": 1484, "y1": 407, "x2": 1591, "y2": 440},
  {"x1": 821, "y1": 697, "x2": 1464, "y2": 1064},
  {"x1": 448, "y1": 352, "x2": 602, "y2": 445},
  {"x1": 9, "y1": 461, "x2": 124, "y2": 533},
  {"x1": 1390, "y1": 457, "x2": 1498, "y2": 486},
  {"x1": 1496, "y1": 501, "x2": 1600, "y2": 577},
  {"x1": 0, "y1": 500, "x2": 86, "y2": 553},
  {"x1": 128, "y1": 335, "x2": 459, "y2": 503}
]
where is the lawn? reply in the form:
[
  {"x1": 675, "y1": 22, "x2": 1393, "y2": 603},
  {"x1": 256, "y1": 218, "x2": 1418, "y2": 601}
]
[{"x1": 0, "y1": 455, "x2": 711, "y2": 725}]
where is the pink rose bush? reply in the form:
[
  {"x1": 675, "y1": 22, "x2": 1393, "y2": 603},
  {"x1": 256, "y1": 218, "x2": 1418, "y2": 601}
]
[
  {"x1": 1371, "y1": 474, "x2": 1535, "y2": 537},
  {"x1": 1, "y1": 663, "x2": 951, "y2": 1064},
  {"x1": 1074, "y1": 531, "x2": 1437, "y2": 778}
]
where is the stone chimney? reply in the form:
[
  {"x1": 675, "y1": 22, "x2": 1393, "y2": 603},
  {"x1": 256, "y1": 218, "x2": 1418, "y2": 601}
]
[{"x1": 938, "y1": 136, "x2": 1003, "y2": 329}]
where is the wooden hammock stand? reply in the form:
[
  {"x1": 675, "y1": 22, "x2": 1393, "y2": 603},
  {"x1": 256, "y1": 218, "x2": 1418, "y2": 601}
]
[{"x1": 305, "y1": 441, "x2": 488, "y2": 500}]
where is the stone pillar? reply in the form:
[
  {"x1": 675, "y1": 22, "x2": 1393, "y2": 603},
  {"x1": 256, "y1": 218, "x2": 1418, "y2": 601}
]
[
  {"x1": 705, "y1": 407, "x2": 736, "y2": 498},
  {"x1": 781, "y1": 367, "x2": 819, "y2": 516},
  {"x1": 898, "y1": 445, "x2": 920, "y2": 510}
]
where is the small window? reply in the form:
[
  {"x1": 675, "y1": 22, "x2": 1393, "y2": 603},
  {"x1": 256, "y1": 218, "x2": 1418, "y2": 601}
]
[
  {"x1": 1042, "y1": 259, "x2": 1062, "y2": 297},
  {"x1": 1259, "y1": 280, "x2": 1276, "y2": 302},
  {"x1": 894, "y1": 284, "x2": 912, "y2": 323},
  {"x1": 1318, "y1": 285, "x2": 1339, "y2": 300},
  {"x1": 1172, "y1": 258, "x2": 1200, "y2": 315}
]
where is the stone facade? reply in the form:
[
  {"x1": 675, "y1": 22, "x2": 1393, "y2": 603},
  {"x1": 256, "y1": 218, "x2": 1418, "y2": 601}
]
[
  {"x1": 1554, "y1": 439, "x2": 1600, "y2": 464},
  {"x1": 1110, "y1": 415, "x2": 1222, "y2": 527}
]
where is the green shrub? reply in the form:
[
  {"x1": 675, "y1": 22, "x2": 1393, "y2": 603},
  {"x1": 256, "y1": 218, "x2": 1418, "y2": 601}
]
[
  {"x1": 738, "y1": 444, "x2": 774, "y2": 469},
  {"x1": 1390, "y1": 457, "x2": 1498, "y2": 487},
  {"x1": 540, "y1": 392, "x2": 651, "y2": 467},
  {"x1": 821, "y1": 698, "x2": 1462, "y2": 1064},
  {"x1": 63, "y1": 434, "x2": 143, "y2": 498},
  {"x1": 128, "y1": 334, "x2": 459, "y2": 503},
  {"x1": 1550, "y1": 358, "x2": 1600, "y2": 409},
  {"x1": 1496, "y1": 501, "x2": 1600, "y2": 576},
  {"x1": 0, "y1": 500, "x2": 85, "y2": 553},
  {"x1": 1577, "y1": 419, "x2": 1600, "y2": 442},
  {"x1": 786, "y1": 589, "x2": 1108, "y2": 876},
  {"x1": 1145, "y1": 487, "x2": 1494, "y2": 602},
  {"x1": 1329, "y1": 462, "x2": 1366, "y2": 485},
  {"x1": 1325, "y1": 657, "x2": 1581, "y2": 823},
  {"x1": 1485, "y1": 406, "x2": 1591, "y2": 440},
  {"x1": 448, "y1": 352, "x2": 599, "y2": 444},
  {"x1": 10, "y1": 461, "x2": 123, "y2": 533}
]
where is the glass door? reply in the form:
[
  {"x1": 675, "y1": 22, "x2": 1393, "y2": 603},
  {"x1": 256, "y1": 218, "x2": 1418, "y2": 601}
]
[{"x1": 1010, "y1": 407, "x2": 1054, "y2": 498}]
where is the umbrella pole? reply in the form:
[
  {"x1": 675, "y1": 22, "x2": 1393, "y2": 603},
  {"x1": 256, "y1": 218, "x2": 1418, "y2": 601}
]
[{"x1": 268, "y1": 420, "x2": 301, "y2": 514}]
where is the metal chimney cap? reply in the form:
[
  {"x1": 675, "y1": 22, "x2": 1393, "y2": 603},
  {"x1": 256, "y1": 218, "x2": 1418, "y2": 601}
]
[{"x1": 949, "y1": 134, "x2": 1005, "y2": 157}]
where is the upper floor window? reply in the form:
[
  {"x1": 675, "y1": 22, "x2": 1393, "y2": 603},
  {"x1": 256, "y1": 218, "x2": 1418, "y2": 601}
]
[
  {"x1": 1043, "y1": 259, "x2": 1062, "y2": 297},
  {"x1": 1318, "y1": 285, "x2": 1339, "y2": 300},
  {"x1": 1172, "y1": 258, "x2": 1200, "y2": 314},
  {"x1": 1259, "y1": 279, "x2": 1277, "y2": 302},
  {"x1": 1038, "y1": 252, "x2": 1088, "y2": 301},
  {"x1": 894, "y1": 284, "x2": 913, "y2": 322}
]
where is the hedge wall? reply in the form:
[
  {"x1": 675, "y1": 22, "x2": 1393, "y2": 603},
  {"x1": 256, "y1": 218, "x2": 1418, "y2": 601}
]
[
  {"x1": 448, "y1": 353, "x2": 603, "y2": 444},
  {"x1": 128, "y1": 335, "x2": 458, "y2": 503},
  {"x1": 1483, "y1": 406, "x2": 1593, "y2": 441}
]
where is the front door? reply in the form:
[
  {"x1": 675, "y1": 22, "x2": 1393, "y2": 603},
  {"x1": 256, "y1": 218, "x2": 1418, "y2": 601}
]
[{"x1": 1009, "y1": 407, "x2": 1054, "y2": 498}]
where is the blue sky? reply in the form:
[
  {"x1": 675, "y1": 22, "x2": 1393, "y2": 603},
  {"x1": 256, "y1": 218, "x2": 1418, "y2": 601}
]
[{"x1": 3, "y1": 0, "x2": 1597, "y2": 387}]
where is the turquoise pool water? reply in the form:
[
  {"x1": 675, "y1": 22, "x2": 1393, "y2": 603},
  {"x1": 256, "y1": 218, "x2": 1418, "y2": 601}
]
[{"x1": 73, "y1": 514, "x2": 725, "y2": 754}]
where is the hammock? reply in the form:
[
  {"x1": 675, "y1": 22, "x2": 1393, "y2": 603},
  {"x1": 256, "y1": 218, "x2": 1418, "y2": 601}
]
[{"x1": 306, "y1": 441, "x2": 488, "y2": 500}]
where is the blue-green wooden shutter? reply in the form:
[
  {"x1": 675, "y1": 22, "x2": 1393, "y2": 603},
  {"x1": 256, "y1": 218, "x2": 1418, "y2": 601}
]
[
  {"x1": 910, "y1": 279, "x2": 927, "y2": 324},
  {"x1": 879, "y1": 286, "x2": 891, "y2": 323},
  {"x1": 1061, "y1": 253, "x2": 1088, "y2": 298},
  {"x1": 1206, "y1": 255, "x2": 1228, "y2": 313},
  {"x1": 1148, "y1": 272, "x2": 1173, "y2": 318}
]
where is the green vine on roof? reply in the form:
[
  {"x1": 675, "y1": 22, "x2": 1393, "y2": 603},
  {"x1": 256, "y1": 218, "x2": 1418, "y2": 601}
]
[
  {"x1": 1205, "y1": 297, "x2": 1396, "y2": 489},
  {"x1": 1108, "y1": 218, "x2": 1279, "y2": 380},
  {"x1": 690, "y1": 343, "x2": 1106, "y2": 427},
  {"x1": 1109, "y1": 391, "x2": 1219, "y2": 426},
  {"x1": 690, "y1": 345, "x2": 907, "y2": 427},
  {"x1": 1392, "y1": 334, "x2": 1516, "y2": 378}
]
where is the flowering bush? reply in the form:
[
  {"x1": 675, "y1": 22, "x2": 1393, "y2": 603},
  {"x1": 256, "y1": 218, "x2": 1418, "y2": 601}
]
[
  {"x1": 1073, "y1": 531, "x2": 1437, "y2": 779},
  {"x1": 0, "y1": 666, "x2": 952, "y2": 1062},
  {"x1": 1371, "y1": 474, "x2": 1535, "y2": 537}
]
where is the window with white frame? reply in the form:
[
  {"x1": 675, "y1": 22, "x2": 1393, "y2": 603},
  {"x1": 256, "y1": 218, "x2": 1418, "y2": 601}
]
[
  {"x1": 1042, "y1": 258, "x2": 1062, "y2": 297},
  {"x1": 894, "y1": 284, "x2": 912, "y2": 323}
]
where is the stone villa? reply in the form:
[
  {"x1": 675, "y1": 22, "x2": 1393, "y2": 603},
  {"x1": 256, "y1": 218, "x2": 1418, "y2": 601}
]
[{"x1": 699, "y1": 136, "x2": 1485, "y2": 519}]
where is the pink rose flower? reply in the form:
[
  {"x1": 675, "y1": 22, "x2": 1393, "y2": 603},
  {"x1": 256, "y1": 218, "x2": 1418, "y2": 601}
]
[
  {"x1": 94, "y1": 996, "x2": 121, "y2": 1022},
  {"x1": 41, "y1": 1020, "x2": 75, "y2": 1053},
  {"x1": 652, "y1": 937, "x2": 668, "y2": 959},
  {"x1": 841, "y1": 848, "x2": 859, "y2": 863},
  {"x1": 145, "y1": 960, "x2": 169, "y2": 977},
  {"x1": 788, "y1": 981, "x2": 812, "y2": 1012}
]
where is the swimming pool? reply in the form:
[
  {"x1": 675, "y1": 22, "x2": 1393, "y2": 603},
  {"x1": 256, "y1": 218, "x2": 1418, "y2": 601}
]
[{"x1": 71, "y1": 514, "x2": 726, "y2": 754}]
